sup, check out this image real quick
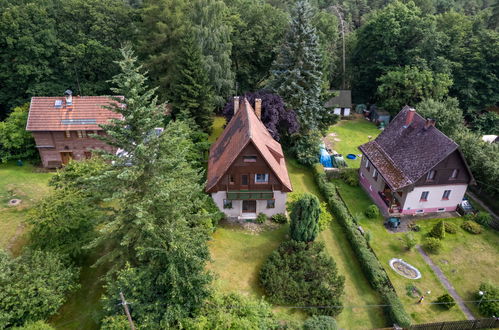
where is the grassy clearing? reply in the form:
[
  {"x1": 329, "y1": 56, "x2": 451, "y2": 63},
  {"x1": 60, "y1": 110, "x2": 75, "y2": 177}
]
[
  {"x1": 327, "y1": 116, "x2": 381, "y2": 168},
  {"x1": 0, "y1": 162, "x2": 52, "y2": 254},
  {"x1": 332, "y1": 179, "x2": 495, "y2": 322}
]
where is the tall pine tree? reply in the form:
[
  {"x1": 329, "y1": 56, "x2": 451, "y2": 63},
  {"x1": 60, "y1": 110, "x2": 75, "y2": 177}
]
[
  {"x1": 169, "y1": 32, "x2": 215, "y2": 133},
  {"x1": 268, "y1": 0, "x2": 328, "y2": 133}
]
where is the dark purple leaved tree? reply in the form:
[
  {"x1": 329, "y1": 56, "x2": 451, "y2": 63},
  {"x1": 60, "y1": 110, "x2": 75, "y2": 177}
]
[{"x1": 222, "y1": 90, "x2": 300, "y2": 141}]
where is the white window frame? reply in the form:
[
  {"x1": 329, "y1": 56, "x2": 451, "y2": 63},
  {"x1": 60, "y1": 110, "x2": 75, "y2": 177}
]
[
  {"x1": 442, "y1": 190, "x2": 451, "y2": 200},
  {"x1": 223, "y1": 199, "x2": 232, "y2": 209},
  {"x1": 420, "y1": 191, "x2": 429, "y2": 201},
  {"x1": 255, "y1": 173, "x2": 269, "y2": 183},
  {"x1": 372, "y1": 168, "x2": 378, "y2": 180},
  {"x1": 426, "y1": 170, "x2": 436, "y2": 181},
  {"x1": 266, "y1": 200, "x2": 275, "y2": 209},
  {"x1": 450, "y1": 169, "x2": 459, "y2": 179}
]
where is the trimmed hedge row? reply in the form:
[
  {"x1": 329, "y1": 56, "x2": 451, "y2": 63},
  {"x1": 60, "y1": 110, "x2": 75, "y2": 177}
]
[{"x1": 312, "y1": 164, "x2": 411, "y2": 327}]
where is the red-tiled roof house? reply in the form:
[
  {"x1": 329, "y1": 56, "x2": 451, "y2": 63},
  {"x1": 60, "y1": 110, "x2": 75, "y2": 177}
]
[
  {"x1": 26, "y1": 90, "x2": 122, "y2": 168},
  {"x1": 206, "y1": 97, "x2": 292, "y2": 218},
  {"x1": 358, "y1": 106, "x2": 474, "y2": 216}
]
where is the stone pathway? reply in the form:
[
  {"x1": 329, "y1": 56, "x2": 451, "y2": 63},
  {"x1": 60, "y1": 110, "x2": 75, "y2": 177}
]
[{"x1": 416, "y1": 245, "x2": 475, "y2": 320}]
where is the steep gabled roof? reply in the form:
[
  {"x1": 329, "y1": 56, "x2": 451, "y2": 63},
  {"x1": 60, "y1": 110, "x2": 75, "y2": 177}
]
[
  {"x1": 206, "y1": 99, "x2": 292, "y2": 192},
  {"x1": 359, "y1": 106, "x2": 473, "y2": 190},
  {"x1": 26, "y1": 96, "x2": 123, "y2": 131}
]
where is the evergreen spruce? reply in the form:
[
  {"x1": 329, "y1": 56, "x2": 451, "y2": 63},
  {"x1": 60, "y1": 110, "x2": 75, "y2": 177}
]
[
  {"x1": 268, "y1": 0, "x2": 329, "y2": 132},
  {"x1": 429, "y1": 220, "x2": 445, "y2": 239},
  {"x1": 170, "y1": 33, "x2": 215, "y2": 133},
  {"x1": 290, "y1": 193, "x2": 321, "y2": 242}
]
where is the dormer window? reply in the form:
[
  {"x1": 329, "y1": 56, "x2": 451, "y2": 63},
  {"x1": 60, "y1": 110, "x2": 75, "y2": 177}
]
[
  {"x1": 243, "y1": 156, "x2": 257, "y2": 162},
  {"x1": 426, "y1": 170, "x2": 436, "y2": 181},
  {"x1": 450, "y1": 169, "x2": 459, "y2": 179}
]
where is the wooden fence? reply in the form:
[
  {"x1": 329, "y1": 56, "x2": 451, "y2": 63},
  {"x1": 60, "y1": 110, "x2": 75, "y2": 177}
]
[{"x1": 404, "y1": 317, "x2": 499, "y2": 330}]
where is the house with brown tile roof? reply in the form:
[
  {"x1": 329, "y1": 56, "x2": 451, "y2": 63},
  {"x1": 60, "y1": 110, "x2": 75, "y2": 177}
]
[
  {"x1": 26, "y1": 90, "x2": 122, "y2": 168},
  {"x1": 207, "y1": 97, "x2": 292, "y2": 218},
  {"x1": 358, "y1": 106, "x2": 474, "y2": 216}
]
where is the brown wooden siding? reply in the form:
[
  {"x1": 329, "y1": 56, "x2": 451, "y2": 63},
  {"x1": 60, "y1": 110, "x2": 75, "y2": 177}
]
[{"x1": 414, "y1": 150, "x2": 471, "y2": 187}]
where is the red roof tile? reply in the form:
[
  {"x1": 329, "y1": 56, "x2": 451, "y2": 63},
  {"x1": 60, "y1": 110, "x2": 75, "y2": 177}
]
[
  {"x1": 26, "y1": 96, "x2": 123, "y2": 131},
  {"x1": 206, "y1": 99, "x2": 292, "y2": 192}
]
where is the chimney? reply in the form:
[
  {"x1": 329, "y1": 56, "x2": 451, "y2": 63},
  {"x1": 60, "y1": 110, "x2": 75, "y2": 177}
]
[
  {"x1": 233, "y1": 96, "x2": 240, "y2": 114},
  {"x1": 254, "y1": 98, "x2": 262, "y2": 120},
  {"x1": 64, "y1": 89, "x2": 73, "y2": 106},
  {"x1": 404, "y1": 107, "x2": 416, "y2": 128},
  {"x1": 424, "y1": 118, "x2": 436, "y2": 130}
]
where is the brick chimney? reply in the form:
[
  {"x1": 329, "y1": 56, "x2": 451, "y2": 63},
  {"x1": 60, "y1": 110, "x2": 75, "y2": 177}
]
[
  {"x1": 64, "y1": 89, "x2": 73, "y2": 106},
  {"x1": 424, "y1": 118, "x2": 436, "y2": 130},
  {"x1": 233, "y1": 96, "x2": 240, "y2": 114},
  {"x1": 404, "y1": 107, "x2": 416, "y2": 128},
  {"x1": 255, "y1": 98, "x2": 262, "y2": 120}
]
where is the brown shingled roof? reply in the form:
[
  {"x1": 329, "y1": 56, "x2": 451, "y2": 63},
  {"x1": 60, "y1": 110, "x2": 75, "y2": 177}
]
[
  {"x1": 359, "y1": 106, "x2": 471, "y2": 190},
  {"x1": 26, "y1": 96, "x2": 123, "y2": 131},
  {"x1": 206, "y1": 99, "x2": 292, "y2": 192}
]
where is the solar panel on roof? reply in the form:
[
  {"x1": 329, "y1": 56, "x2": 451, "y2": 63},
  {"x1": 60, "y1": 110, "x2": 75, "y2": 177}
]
[
  {"x1": 61, "y1": 119, "x2": 97, "y2": 125},
  {"x1": 54, "y1": 100, "x2": 63, "y2": 108}
]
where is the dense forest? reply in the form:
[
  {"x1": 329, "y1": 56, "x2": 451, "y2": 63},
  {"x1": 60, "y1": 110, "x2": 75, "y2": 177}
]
[{"x1": 0, "y1": 0, "x2": 498, "y2": 328}]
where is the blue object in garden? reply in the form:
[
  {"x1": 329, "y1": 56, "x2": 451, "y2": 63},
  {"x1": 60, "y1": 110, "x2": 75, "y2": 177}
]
[
  {"x1": 346, "y1": 154, "x2": 357, "y2": 160},
  {"x1": 319, "y1": 146, "x2": 333, "y2": 168},
  {"x1": 16, "y1": 160, "x2": 23, "y2": 166}
]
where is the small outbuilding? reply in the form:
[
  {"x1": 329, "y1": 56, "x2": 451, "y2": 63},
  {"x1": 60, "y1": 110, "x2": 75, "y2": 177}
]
[{"x1": 325, "y1": 90, "x2": 352, "y2": 117}]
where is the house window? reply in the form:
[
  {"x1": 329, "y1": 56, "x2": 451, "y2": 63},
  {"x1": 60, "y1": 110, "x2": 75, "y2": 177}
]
[
  {"x1": 372, "y1": 168, "x2": 378, "y2": 181},
  {"x1": 426, "y1": 170, "x2": 436, "y2": 181},
  {"x1": 267, "y1": 200, "x2": 275, "y2": 208},
  {"x1": 365, "y1": 159, "x2": 371, "y2": 171},
  {"x1": 437, "y1": 208, "x2": 445, "y2": 212},
  {"x1": 255, "y1": 174, "x2": 269, "y2": 183},
  {"x1": 229, "y1": 174, "x2": 235, "y2": 184},
  {"x1": 243, "y1": 156, "x2": 257, "y2": 162},
  {"x1": 450, "y1": 169, "x2": 459, "y2": 179},
  {"x1": 420, "y1": 191, "x2": 429, "y2": 201},
  {"x1": 65, "y1": 131, "x2": 71, "y2": 138},
  {"x1": 241, "y1": 175, "x2": 249, "y2": 185},
  {"x1": 223, "y1": 199, "x2": 232, "y2": 209},
  {"x1": 442, "y1": 190, "x2": 451, "y2": 200},
  {"x1": 416, "y1": 209, "x2": 424, "y2": 214}
]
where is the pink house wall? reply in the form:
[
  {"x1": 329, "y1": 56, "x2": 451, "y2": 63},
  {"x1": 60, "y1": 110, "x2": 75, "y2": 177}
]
[{"x1": 359, "y1": 173, "x2": 390, "y2": 214}]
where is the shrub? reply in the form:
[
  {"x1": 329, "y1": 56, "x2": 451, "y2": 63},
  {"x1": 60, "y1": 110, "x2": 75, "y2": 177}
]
[
  {"x1": 271, "y1": 213, "x2": 288, "y2": 224},
  {"x1": 364, "y1": 205, "x2": 380, "y2": 219},
  {"x1": 461, "y1": 220, "x2": 482, "y2": 234},
  {"x1": 303, "y1": 315, "x2": 338, "y2": 330},
  {"x1": 340, "y1": 168, "x2": 359, "y2": 186},
  {"x1": 408, "y1": 223, "x2": 421, "y2": 232},
  {"x1": 474, "y1": 212, "x2": 492, "y2": 227},
  {"x1": 259, "y1": 240, "x2": 345, "y2": 317},
  {"x1": 444, "y1": 222, "x2": 457, "y2": 234},
  {"x1": 423, "y1": 237, "x2": 442, "y2": 254},
  {"x1": 402, "y1": 233, "x2": 417, "y2": 251},
  {"x1": 318, "y1": 202, "x2": 333, "y2": 231},
  {"x1": 435, "y1": 294, "x2": 455, "y2": 310},
  {"x1": 428, "y1": 220, "x2": 445, "y2": 239},
  {"x1": 290, "y1": 194, "x2": 321, "y2": 242},
  {"x1": 256, "y1": 213, "x2": 267, "y2": 224},
  {"x1": 405, "y1": 284, "x2": 422, "y2": 298},
  {"x1": 476, "y1": 282, "x2": 499, "y2": 317}
]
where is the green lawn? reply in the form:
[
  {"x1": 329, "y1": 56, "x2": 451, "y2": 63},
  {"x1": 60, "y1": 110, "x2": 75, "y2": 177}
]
[
  {"x1": 0, "y1": 162, "x2": 52, "y2": 254},
  {"x1": 327, "y1": 116, "x2": 381, "y2": 168},
  {"x1": 333, "y1": 179, "x2": 499, "y2": 322}
]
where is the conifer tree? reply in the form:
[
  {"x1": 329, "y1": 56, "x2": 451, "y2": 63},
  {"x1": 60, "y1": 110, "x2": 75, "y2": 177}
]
[
  {"x1": 268, "y1": 0, "x2": 330, "y2": 132},
  {"x1": 169, "y1": 32, "x2": 215, "y2": 133},
  {"x1": 429, "y1": 220, "x2": 445, "y2": 239},
  {"x1": 290, "y1": 193, "x2": 321, "y2": 242}
]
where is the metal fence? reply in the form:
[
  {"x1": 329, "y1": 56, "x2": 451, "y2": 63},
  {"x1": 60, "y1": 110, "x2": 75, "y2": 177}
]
[{"x1": 404, "y1": 317, "x2": 499, "y2": 330}]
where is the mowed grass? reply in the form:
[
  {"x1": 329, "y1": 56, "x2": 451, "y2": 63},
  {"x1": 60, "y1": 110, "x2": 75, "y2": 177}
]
[
  {"x1": 0, "y1": 162, "x2": 52, "y2": 254},
  {"x1": 327, "y1": 116, "x2": 381, "y2": 168},
  {"x1": 333, "y1": 179, "x2": 477, "y2": 323}
]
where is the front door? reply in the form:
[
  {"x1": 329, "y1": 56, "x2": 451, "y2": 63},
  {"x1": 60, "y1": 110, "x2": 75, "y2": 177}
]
[
  {"x1": 60, "y1": 152, "x2": 73, "y2": 165},
  {"x1": 242, "y1": 200, "x2": 256, "y2": 213}
]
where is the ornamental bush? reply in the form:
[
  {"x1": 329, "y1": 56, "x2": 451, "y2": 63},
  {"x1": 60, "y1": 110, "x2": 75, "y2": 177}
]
[
  {"x1": 476, "y1": 282, "x2": 499, "y2": 317},
  {"x1": 259, "y1": 240, "x2": 345, "y2": 316},
  {"x1": 474, "y1": 212, "x2": 492, "y2": 227},
  {"x1": 340, "y1": 168, "x2": 359, "y2": 186},
  {"x1": 402, "y1": 233, "x2": 417, "y2": 251},
  {"x1": 271, "y1": 213, "x2": 288, "y2": 224},
  {"x1": 318, "y1": 202, "x2": 333, "y2": 231},
  {"x1": 256, "y1": 213, "x2": 267, "y2": 224},
  {"x1": 461, "y1": 220, "x2": 482, "y2": 234},
  {"x1": 444, "y1": 222, "x2": 458, "y2": 234},
  {"x1": 303, "y1": 315, "x2": 338, "y2": 330},
  {"x1": 364, "y1": 205, "x2": 380, "y2": 219},
  {"x1": 423, "y1": 237, "x2": 442, "y2": 254},
  {"x1": 429, "y1": 221, "x2": 445, "y2": 239},
  {"x1": 435, "y1": 294, "x2": 456, "y2": 310},
  {"x1": 290, "y1": 193, "x2": 321, "y2": 242}
]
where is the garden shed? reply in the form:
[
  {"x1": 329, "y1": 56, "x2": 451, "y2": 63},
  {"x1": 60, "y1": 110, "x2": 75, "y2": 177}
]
[{"x1": 325, "y1": 90, "x2": 352, "y2": 117}]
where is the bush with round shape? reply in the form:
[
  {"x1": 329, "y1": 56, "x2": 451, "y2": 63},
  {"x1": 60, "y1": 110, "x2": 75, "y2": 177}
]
[
  {"x1": 259, "y1": 240, "x2": 345, "y2": 316},
  {"x1": 435, "y1": 294, "x2": 455, "y2": 310},
  {"x1": 303, "y1": 315, "x2": 338, "y2": 330},
  {"x1": 428, "y1": 221, "x2": 445, "y2": 239},
  {"x1": 444, "y1": 222, "x2": 457, "y2": 234},
  {"x1": 271, "y1": 213, "x2": 288, "y2": 224},
  {"x1": 402, "y1": 233, "x2": 417, "y2": 251},
  {"x1": 409, "y1": 223, "x2": 421, "y2": 232},
  {"x1": 290, "y1": 193, "x2": 321, "y2": 242},
  {"x1": 474, "y1": 212, "x2": 492, "y2": 227},
  {"x1": 461, "y1": 220, "x2": 482, "y2": 234},
  {"x1": 423, "y1": 237, "x2": 442, "y2": 254},
  {"x1": 476, "y1": 282, "x2": 499, "y2": 317},
  {"x1": 364, "y1": 205, "x2": 380, "y2": 219},
  {"x1": 256, "y1": 213, "x2": 267, "y2": 224}
]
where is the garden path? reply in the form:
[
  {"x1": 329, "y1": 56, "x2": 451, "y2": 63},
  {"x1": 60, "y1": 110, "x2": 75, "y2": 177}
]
[{"x1": 416, "y1": 245, "x2": 475, "y2": 320}]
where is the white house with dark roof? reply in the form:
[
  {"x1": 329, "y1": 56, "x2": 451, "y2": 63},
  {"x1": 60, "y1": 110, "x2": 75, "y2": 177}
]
[{"x1": 358, "y1": 106, "x2": 475, "y2": 215}]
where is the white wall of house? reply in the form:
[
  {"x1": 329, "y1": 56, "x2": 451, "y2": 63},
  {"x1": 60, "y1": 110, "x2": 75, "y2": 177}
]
[
  {"x1": 402, "y1": 184, "x2": 468, "y2": 212},
  {"x1": 211, "y1": 191, "x2": 287, "y2": 218}
]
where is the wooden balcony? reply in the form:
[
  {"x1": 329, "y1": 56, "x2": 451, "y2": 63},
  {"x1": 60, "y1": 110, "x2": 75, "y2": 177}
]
[{"x1": 226, "y1": 190, "x2": 274, "y2": 200}]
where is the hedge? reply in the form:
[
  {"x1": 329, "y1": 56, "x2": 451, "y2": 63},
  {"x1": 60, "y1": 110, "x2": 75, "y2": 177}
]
[{"x1": 312, "y1": 164, "x2": 411, "y2": 327}]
